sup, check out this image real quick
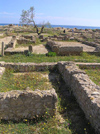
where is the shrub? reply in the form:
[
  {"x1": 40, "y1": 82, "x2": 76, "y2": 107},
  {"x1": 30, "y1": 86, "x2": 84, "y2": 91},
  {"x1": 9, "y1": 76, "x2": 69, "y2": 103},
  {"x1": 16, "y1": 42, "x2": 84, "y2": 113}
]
[
  {"x1": 46, "y1": 52, "x2": 57, "y2": 57},
  {"x1": 26, "y1": 51, "x2": 32, "y2": 56}
]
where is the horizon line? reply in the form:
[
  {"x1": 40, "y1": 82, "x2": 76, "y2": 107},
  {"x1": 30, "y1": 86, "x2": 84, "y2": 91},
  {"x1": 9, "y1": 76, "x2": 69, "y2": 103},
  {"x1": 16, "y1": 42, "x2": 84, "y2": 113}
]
[{"x1": 0, "y1": 23, "x2": 100, "y2": 28}]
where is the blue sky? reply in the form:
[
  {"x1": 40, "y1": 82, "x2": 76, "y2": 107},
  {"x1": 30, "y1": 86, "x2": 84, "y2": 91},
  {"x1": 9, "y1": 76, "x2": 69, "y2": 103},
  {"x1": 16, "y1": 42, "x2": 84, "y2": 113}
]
[{"x1": 0, "y1": 0, "x2": 100, "y2": 26}]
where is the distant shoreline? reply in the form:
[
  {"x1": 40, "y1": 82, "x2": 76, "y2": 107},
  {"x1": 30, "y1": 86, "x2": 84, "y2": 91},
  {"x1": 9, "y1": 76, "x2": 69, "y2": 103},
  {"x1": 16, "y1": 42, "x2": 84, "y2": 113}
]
[{"x1": 0, "y1": 23, "x2": 100, "y2": 30}]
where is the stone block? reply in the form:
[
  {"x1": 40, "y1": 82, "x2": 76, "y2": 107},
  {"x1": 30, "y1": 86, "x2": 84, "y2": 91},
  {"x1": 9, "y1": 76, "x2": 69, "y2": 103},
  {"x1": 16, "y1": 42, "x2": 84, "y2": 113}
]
[
  {"x1": 58, "y1": 61, "x2": 100, "y2": 133},
  {"x1": 0, "y1": 89, "x2": 57, "y2": 121}
]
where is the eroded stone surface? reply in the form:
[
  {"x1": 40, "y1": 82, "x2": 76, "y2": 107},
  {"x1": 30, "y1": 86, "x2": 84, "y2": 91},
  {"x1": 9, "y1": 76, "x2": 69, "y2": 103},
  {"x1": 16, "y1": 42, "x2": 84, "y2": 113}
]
[
  {"x1": 0, "y1": 88, "x2": 57, "y2": 121},
  {"x1": 47, "y1": 41, "x2": 83, "y2": 55},
  {"x1": 0, "y1": 62, "x2": 57, "y2": 72},
  {"x1": 58, "y1": 61, "x2": 100, "y2": 134}
]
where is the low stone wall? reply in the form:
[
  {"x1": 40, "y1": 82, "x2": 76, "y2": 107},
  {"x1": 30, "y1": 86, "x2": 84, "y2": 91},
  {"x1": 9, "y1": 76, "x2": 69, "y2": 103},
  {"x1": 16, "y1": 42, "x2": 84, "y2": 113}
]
[
  {"x1": 0, "y1": 62, "x2": 57, "y2": 72},
  {"x1": 58, "y1": 45, "x2": 83, "y2": 55},
  {"x1": 4, "y1": 48, "x2": 26, "y2": 55},
  {"x1": 47, "y1": 35, "x2": 72, "y2": 41},
  {"x1": 47, "y1": 40, "x2": 83, "y2": 55},
  {"x1": 1, "y1": 61, "x2": 100, "y2": 133},
  {"x1": 21, "y1": 35, "x2": 35, "y2": 40},
  {"x1": 58, "y1": 61, "x2": 100, "y2": 134},
  {"x1": 0, "y1": 88, "x2": 57, "y2": 121},
  {"x1": 76, "y1": 62, "x2": 100, "y2": 69},
  {"x1": 76, "y1": 38, "x2": 100, "y2": 51},
  {"x1": 47, "y1": 40, "x2": 57, "y2": 49},
  {"x1": 16, "y1": 35, "x2": 36, "y2": 44},
  {"x1": 17, "y1": 37, "x2": 35, "y2": 44},
  {"x1": 0, "y1": 66, "x2": 57, "y2": 120},
  {"x1": 7, "y1": 36, "x2": 17, "y2": 48}
]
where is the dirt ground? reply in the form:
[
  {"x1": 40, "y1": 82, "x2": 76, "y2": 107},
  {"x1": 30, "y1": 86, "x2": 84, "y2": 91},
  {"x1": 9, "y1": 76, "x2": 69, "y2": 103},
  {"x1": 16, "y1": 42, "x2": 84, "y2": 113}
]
[
  {"x1": 0, "y1": 36, "x2": 12, "y2": 48},
  {"x1": 8, "y1": 44, "x2": 49, "y2": 54},
  {"x1": 0, "y1": 36, "x2": 12, "y2": 54}
]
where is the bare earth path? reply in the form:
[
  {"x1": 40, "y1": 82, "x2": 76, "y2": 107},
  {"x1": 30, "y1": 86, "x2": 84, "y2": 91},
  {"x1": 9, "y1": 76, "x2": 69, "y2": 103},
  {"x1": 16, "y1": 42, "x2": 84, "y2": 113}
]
[
  {"x1": 32, "y1": 44, "x2": 48, "y2": 54},
  {"x1": 6, "y1": 44, "x2": 49, "y2": 54}
]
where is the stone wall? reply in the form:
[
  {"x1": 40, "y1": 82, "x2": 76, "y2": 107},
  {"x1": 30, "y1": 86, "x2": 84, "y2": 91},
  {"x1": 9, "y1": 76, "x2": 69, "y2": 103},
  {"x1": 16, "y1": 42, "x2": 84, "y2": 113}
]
[
  {"x1": 58, "y1": 45, "x2": 83, "y2": 55},
  {"x1": 1, "y1": 61, "x2": 100, "y2": 133},
  {"x1": 47, "y1": 40, "x2": 83, "y2": 55},
  {"x1": 17, "y1": 37, "x2": 35, "y2": 44},
  {"x1": 0, "y1": 66, "x2": 57, "y2": 121},
  {"x1": 21, "y1": 35, "x2": 35, "y2": 40},
  {"x1": 58, "y1": 61, "x2": 100, "y2": 134},
  {"x1": 0, "y1": 62, "x2": 57, "y2": 72},
  {"x1": 76, "y1": 62, "x2": 100, "y2": 69},
  {"x1": 16, "y1": 35, "x2": 36, "y2": 44},
  {"x1": 0, "y1": 88, "x2": 57, "y2": 121},
  {"x1": 7, "y1": 36, "x2": 17, "y2": 48},
  {"x1": 76, "y1": 38, "x2": 100, "y2": 51}
]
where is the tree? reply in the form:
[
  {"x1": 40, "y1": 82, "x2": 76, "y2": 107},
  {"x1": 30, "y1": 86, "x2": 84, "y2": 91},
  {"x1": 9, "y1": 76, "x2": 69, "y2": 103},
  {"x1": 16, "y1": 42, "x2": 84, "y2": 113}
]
[
  {"x1": 20, "y1": 7, "x2": 35, "y2": 26},
  {"x1": 20, "y1": 7, "x2": 51, "y2": 35}
]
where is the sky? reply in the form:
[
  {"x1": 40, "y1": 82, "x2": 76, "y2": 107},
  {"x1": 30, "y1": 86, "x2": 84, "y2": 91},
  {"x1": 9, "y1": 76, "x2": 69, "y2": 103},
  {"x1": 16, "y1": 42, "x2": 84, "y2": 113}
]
[{"x1": 1, "y1": 0, "x2": 100, "y2": 27}]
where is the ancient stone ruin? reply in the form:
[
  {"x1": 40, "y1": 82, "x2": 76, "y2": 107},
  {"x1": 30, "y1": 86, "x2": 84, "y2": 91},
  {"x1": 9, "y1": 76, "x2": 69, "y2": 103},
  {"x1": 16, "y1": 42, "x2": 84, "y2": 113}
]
[
  {"x1": 0, "y1": 62, "x2": 99, "y2": 133},
  {"x1": 0, "y1": 88, "x2": 57, "y2": 121},
  {"x1": 47, "y1": 40, "x2": 83, "y2": 55},
  {"x1": 17, "y1": 35, "x2": 36, "y2": 44}
]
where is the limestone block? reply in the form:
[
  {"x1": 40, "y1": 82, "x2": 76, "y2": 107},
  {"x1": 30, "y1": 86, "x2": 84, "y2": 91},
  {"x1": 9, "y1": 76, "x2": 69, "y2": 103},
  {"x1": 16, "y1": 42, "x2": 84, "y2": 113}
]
[
  {"x1": 58, "y1": 61, "x2": 100, "y2": 134},
  {"x1": 0, "y1": 89, "x2": 57, "y2": 121},
  {"x1": 58, "y1": 46, "x2": 83, "y2": 55}
]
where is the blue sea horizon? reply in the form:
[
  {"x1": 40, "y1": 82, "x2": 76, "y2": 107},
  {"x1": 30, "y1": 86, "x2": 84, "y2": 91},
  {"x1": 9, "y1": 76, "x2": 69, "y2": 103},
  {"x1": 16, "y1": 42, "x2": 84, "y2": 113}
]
[{"x1": 0, "y1": 23, "x2": 100, "y2": 30}]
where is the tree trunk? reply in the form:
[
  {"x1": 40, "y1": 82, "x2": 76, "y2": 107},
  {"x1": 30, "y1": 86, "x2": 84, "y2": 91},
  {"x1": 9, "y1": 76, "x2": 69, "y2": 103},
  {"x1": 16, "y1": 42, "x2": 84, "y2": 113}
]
[{"x1": 34, "y1": 25, "x2": 44, "y2": 35}]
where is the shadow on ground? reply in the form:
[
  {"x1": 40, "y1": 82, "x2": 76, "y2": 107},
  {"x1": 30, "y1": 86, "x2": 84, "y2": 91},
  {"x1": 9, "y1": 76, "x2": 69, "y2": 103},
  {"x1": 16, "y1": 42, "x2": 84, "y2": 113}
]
[{"x1": 49, "y1": 69, "x2": 95, "y2": 134}]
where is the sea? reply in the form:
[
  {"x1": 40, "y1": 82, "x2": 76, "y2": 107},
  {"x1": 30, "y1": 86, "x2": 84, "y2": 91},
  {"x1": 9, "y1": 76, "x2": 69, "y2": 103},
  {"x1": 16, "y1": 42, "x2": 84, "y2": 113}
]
[{"x1": 0, "y1": 23, "x2": 100, "y2": 30}]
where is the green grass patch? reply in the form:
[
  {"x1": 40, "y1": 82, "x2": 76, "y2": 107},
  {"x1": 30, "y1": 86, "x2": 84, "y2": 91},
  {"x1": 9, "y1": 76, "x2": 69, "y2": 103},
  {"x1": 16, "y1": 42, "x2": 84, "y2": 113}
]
[
  {"x1": 85, "y1": 68, "x2": 100, "y2": 86},
  {"x1": 56, "y1": 39, "x2": 78, "y2": 42},
  {"x1": 0, "y1": 115, "x2": 71, "y2": 134},
  {"x1": 46, "y1": 52, "x2": 57, "y2": 57},
  {"x1": 0, "y1": 69, "x2": 52, "y2": 92},
  {"x1": 86, "y1": 38, "x2": 94, "y2": 42},
  {"x1": 0, "y1": 68, "x2": 95, "y2": 134},
  {"x1": 0, "y1": 52, "x2": 100, "y2": 63},
  {"x1": 0, "y1": 69, "x2": 72, "y2": 134},
  {"x1": 44, "y1": 28, "x2": 61, "y2": 36}
]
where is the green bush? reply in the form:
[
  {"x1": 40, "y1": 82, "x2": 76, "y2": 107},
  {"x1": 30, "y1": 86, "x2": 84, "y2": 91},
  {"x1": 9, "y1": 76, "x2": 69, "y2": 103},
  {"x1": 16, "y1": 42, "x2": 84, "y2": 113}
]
[
  {"x1": 46, "y1": 52, "x2": 57, "y2": 57},
  {"x1": 26, "y1": 51, "x2": 32, "y2": 56}
]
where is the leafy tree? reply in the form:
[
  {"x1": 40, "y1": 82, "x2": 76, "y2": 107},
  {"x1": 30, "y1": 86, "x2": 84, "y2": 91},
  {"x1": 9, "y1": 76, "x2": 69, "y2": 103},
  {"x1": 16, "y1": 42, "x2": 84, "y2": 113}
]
[{"x1": 20, "y1": 7, "x2": 51, "y2": 35}]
